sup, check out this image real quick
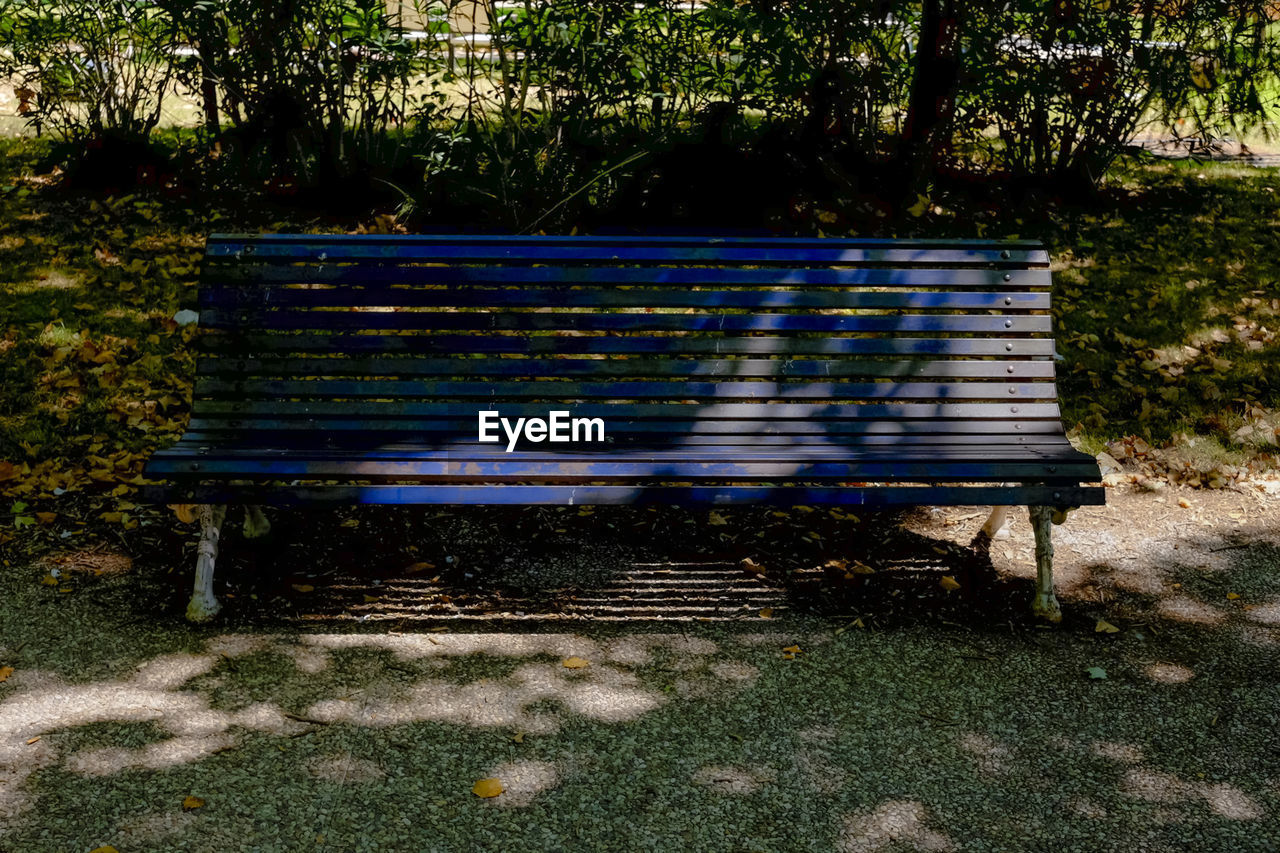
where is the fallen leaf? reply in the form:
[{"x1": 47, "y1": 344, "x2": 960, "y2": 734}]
[
  {"x1": 1226, "y1": 592, "x2": 1241, "y2": 600},
  {"x1": 939, "y1": 575, "x2": 962, "y2": 592},
  {"x1": 1177, "y1": 498, "x2": 1191, "y2": 509},
  {"x1": 339, "y1": 518, "x2": 360, "y2": 528},
  {"x1": 89, "y1": 847, "x2": 119, "y2": 853},
  {"x1": 512, "y1": 731, "x2": 525, "y2": 744},
  {"x1": 739, "y1": 557, "x2": 764, "y2": 575},
  {"x1": 35, "y1": 512, "x2": 56, "y2": 524},
  {"x1": 182, "y1": 795, "x2": 205, "y2": 811},
  {"x1": 363, "y1": 594, "x2": 381, "y2": 604},
  {"x1": 0, "y1": 461, "x2": 19, "y2": 482},
  {"x1": 758, "y1": 607, "x2": 773, "y2": 619},
  {"x1": 782, "y1": 644, "x2": 802, "y2": 654},
  {"x1": 1095, "y1": 619, "x2": 1120, "y2": 634},
  {"x1": 170, "y1": 504, "x2": 196, "y2": 523},
  {"x1": 1086, "y1": 667, "x2": 1108, "y2": 680},
  {"x1": 708, "y1": 511, "x2": 728, "y2": 526},
  {"x1": 291, "y1": 584, "x2": 315, "y2": 593},
  {"x1": 39, "y1": 574, "x2": 58, "y2": 587},
  {"x1": 562, "y1": 656, "x2": 589, "y2": 669},
  {"x1": 403, "y1": 561, "x2": 435, "y2": 574},
  {"x1": 0, "y1": 666, "x2": 13, "y2": 683},
  {"x1": 26, "y1": 736, "x2": 40, "y2": 745},
  {"x1": 472, "y1": 778, "x2": 503, "y2": 798}
]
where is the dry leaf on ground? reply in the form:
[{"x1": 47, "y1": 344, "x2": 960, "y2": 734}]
[{"x1": 472, "y1": 778, "x2": 503, "y2": 798}]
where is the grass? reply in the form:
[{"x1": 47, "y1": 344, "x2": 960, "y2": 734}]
[{"x1": 0, "y1": 135, "x2": 1278, "y2": 514}]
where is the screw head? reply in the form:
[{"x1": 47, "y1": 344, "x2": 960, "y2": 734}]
[
  {"x1": 1003, "y1": 273, "x2": 1012, "y2": 282},
  {"x1": 1005, "y1": 343, "x2": 1014, "y2": 351},
  {"x1": 1001, "y1": 250, "x2": 1011, "y2": 259},
  {"x1": 1004, "y1": 297, "x2": 1013, "y2": 305},
  {"x1": 1005, "y1": 320, "x2": 1014, "y2": 328}
]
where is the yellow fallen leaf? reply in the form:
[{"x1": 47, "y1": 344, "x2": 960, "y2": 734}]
[
  {"x1": 182, "y1": 795, "x2": 205, "y2": 811},
  {"x1": 782, "y1": 644, "x2": 802, "y2": 654},
  {"x1": 939, "y1": 575, "x2": 962, "y2": 592},
  {"x1": 0, "y1": 461, "x2": 19, "y2": 482},
  {"x1": 781, "y1": 653, "x2": 796, "y2": 660},
  {"x1": 170, "y1": 504, "x2": 196, "y2": 523},
  {"x1": 363, "y1": 595, "x2": 381, "y2": 603},
  {"x1": 512, "y1": 731, "x2": 525, "y2": 744},
  {"x1": 403, "y1": 561, "x2": 435, "y2": 575},
  {"x1": 89, "y1": 847, "x2": 119, "y2": 853},
  {"x1": 562, "y1": 656, "x2": 589, "y2": 669},
  {"x1": 35, "y1": 512, "x2": 56, "y2": 525},
  {"x1": 740, "y1": 557, "x2": 764, "y2": 575},
  {"x1": 708, "y1": 511, "x2": 728, "y2": 526},
  {"x1": 39, "y1": 574, "x2": 58, "y2": 587},
  {"x1": 26, "y1": 736, "x2": 40, "y2": 745},
  {"x1": 758, "y1": 608, "x2": 773, "y2": 619},
  {"x1": 340, "y1": 518, "x2": 360, "y2": 528},
  {"x1": 291, "y1": 584, "x2": 314, "y2": 593},
  {"x1": 472, "y1": 778, "x2": 503, "y2": 798},
  {"x1": 0, "y1": 666, "x2": 13, "y2": 683},
  {"x1": 1095, "y1": 619, "x2": 1120, "y2": 634},
  {"x1": 1226, "y1": 592, "x2": 1241, "y2": 600},
  {"x1": 100, "y1": 511, "x2": 123, "y2": 523}
]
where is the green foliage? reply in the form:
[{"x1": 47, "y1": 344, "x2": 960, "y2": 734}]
[{"x1": 0, "y1": 0, "x2": 178, "y2": 140}]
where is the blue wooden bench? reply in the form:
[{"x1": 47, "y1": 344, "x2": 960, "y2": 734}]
[{"x1": 142, "y1": 234, "x2": 1104, "y2": 622}]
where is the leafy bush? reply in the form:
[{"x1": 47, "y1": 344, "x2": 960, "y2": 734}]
[{"x1": 0, "y1": 0, "x2": 178, "y2": 141}]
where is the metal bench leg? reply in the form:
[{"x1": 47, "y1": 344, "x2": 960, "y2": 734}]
[
  {"x1": 980, "y1": 505, "x2": 1011, "y2": 540},
  {"x1": 187, "y1": 505, "x2": 228, "y2": 623},
  {"x1": 243, "y1": 505, "x2": 271, "y2": 540},
  {"x1": 1028, "y1": 505, "x2": 1061, "y2": 623}
]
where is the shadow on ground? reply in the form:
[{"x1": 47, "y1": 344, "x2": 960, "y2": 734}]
[{"x1": 1, "y1": 495, "x2": 1278, "y2": 852}]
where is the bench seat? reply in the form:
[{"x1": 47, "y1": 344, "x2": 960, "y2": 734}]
[{"x1": 142, "y1": 233, "x2": 1104, "y2": 621}]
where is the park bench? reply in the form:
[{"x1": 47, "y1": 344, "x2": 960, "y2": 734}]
[{"x1": 141, "y1": 234, "x2": 1104, "y2": 622}]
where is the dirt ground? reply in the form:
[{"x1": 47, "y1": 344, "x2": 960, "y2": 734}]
[{"x1": 1, "y1": 484, "x2": 1278, "y2": 852}]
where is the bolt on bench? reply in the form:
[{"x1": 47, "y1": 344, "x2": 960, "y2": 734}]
[{"x1": 142, "y1": 234, "x2": 1105, "y2": 622}]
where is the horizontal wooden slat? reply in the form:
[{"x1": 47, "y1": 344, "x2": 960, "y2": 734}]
[
  {"x1": 161, "y1": 433, "x2": 1078, "y2": 450},
  {"x1": 195, "y1": 357, "x2": 1058, "y2": 380},
  {"x1": 206, "y1": 234, "x2": 1049, "y2": 266},
  {"x1": 198, "y1": 310, "x2": 1053, "y2": 334},
  {"x1": 184, "y1": 417, "x2": 1066, "y2": 435},
  {"x1": 209, "y1": 265, "x2": 1052, "y2": 288},
  {"x1": 200, "y1": 286, "x2": 1050, "y2": 311},
  {"x1": 193, "y1": 378, "x2": 1058, "y2": 401},
  {"x1": 142, "y1": 483, "x2": 1105, "y2": 507},
  {"x1": 190, "y1": 401, "x2": 1057, "y2": 420},
  {"x1": 152, "y1": 443, "x2": 1090, "y2": 462},
  {"x1": 145, "y1": 458, "x2": 1092, "y2": 482},
  {"x1": 198, "y1": 334, "x2": 1058, "y2": 357}
]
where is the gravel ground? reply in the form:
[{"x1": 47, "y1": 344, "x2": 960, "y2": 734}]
[{"x1": 1, "y1": 486, "x2": 1278, "y2": 853}]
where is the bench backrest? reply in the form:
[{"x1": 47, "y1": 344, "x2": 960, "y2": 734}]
[{"x1": 192, "y1": 234, "x2": 1062, "y2": 448}]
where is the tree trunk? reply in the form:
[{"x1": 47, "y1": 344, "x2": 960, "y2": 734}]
[{"x1": 894, "y1": 0, "x2": 961, "y2": 203}]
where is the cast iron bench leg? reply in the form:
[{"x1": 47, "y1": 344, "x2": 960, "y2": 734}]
[
  {"x1": 1028, "y1": 505, "x2": 1061, "y2": 623},
  {"x1": 188, "y1": 504, "x2": 227, "y2": 623},
  {"x1": 981, "y1": 505, "x2": 1011, "y2": 540}
]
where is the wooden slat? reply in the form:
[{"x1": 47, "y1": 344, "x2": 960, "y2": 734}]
[
  {"x1": 161, "y1": 433, "x2": 1077, "y2": 450},
  {"x1": 152, "y1": 444, "x2": 1090, "y2": 462},
  {"x1": 209, "y1": 265, "x2": 1053, "y2": 288},
  {"x1": 142, "y1": 483, "x2": 1105, "y2": 507},
  {"x1": 193, "y1": 378, "x2": 1058, "y2": 401},
  {"x1": 145, "y1": 459, "x2": 1092, "y2": 482},
  {"x1": 205, "y1": 234, "x2": 1050, "y2": 266},
  {"x1": 198, "y1": 310, "x2": 1053, "y2": 334},
  {"x1": 200, "y1": 286, "x2": 1051, "y2": 311},
  {"x1": 198, "y1": 334, "x2": 1059, "y2": 357},
  {"x1": 184, "y1": 417, "x2": 1066, "y2": 435},
  {"x1": 190, "y1": 401, "x2": 1057, "y2": 420},
  {"x1": 196, "y1": 357, "x2": 1058, "y2": 380}
]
